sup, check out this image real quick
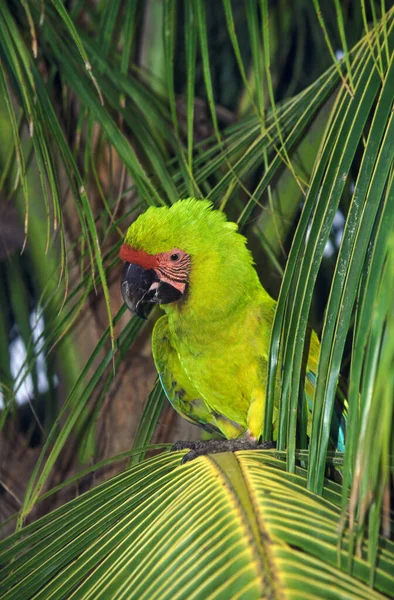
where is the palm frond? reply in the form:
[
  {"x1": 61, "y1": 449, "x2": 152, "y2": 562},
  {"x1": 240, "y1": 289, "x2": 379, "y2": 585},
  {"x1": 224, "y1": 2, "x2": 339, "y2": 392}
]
[{"x1": 1, "y1": 451, "x2": 393, "y2": 599}]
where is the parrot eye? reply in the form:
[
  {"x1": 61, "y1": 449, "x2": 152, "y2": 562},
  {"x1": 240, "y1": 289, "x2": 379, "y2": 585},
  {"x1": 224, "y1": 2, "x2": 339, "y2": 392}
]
[{"x1": 170, "y1": 253, "x2": 179, "y2": 262}]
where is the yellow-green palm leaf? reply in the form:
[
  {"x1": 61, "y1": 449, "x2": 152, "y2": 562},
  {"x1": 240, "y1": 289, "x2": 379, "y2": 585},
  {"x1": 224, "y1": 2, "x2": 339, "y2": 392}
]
[{"x1": 0, "y1": 451, "x2": 392, "y2": 599}]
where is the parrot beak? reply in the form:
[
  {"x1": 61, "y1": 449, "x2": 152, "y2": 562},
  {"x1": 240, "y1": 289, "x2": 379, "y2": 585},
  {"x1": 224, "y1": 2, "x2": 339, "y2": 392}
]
[
  {"x1": 121, "y1": 262, "x2": 183, "y2": 318},
  {"x1": 121, "y1": 262, "x2": 158, "y2": 318}
]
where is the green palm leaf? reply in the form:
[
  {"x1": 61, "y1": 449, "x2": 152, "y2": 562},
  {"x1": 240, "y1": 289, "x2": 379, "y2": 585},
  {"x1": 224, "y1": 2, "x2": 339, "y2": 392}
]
[{"x1": 0, "y1": 451, "x2": 392, "y2": 599}]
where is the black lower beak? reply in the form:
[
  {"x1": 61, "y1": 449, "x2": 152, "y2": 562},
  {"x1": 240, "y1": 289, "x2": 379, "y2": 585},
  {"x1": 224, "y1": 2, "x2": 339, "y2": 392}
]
[
  {"x1": 121, "y1": 262, "x2": 184, "y2": 318},
  {"x1": 121, "y1": 263, "x2": 158, "y2": 318}
]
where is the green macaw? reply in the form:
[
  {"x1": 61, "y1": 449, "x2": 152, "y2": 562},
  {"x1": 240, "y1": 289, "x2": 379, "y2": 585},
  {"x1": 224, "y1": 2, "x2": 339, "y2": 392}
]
[{"x1": 120, "y1": 199, "x2": 344, "y2": 456}]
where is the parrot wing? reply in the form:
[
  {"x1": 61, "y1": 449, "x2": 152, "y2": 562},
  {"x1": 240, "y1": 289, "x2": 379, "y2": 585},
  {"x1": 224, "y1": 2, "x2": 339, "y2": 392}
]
[
  {"x1": 253, "y1": 299, "x2": 345, "y2": 451},
  {"x1": 152, "y1": 315, "x2": 243, "y2": 438}
]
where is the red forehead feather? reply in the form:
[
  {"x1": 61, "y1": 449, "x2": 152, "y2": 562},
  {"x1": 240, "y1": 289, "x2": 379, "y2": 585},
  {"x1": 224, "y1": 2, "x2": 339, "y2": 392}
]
[{"x1": 119, "y1": 244, "x2": 159, "y2": 269}]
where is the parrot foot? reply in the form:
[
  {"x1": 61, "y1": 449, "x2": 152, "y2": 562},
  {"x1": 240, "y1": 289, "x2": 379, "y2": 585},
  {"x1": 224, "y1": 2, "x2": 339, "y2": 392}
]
[{"x1": 171, "y1": 439, "x2": 275, "y2": 464}]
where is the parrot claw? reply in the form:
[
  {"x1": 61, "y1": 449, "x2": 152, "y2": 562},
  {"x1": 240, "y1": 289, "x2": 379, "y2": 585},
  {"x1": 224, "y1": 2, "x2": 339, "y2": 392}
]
[
  {"x1": 171, "y1": 440, "x2": 197, "y2": 451},
  {"x1": 171, "y1": 439, "x2": 275, "y2": 463}
]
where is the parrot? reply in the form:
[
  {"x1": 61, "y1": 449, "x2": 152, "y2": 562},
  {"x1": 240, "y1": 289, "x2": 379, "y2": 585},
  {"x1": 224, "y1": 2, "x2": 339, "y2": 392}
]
[{"x1": 120, "y1": 198, "x2": 345, "y2": 460}]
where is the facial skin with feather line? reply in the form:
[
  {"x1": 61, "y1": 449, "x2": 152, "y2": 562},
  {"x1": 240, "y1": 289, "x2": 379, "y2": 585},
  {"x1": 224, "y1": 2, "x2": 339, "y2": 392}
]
[{"x1": 120, "y1": 245, "x2": 190, "y2": 317}]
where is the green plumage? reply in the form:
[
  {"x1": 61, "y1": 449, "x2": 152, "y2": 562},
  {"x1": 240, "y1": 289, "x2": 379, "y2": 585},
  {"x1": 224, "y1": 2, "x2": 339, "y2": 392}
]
[{"x1": 124, "y1": 198, "x2": 320, "y2": 440}]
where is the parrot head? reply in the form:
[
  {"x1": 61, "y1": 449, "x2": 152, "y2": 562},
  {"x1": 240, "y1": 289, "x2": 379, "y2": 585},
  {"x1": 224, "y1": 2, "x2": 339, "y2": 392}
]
[
  {"x1": 120, "y1": 198, "x2": 259, "y2": 318},
  {"x1": 119, "y1": 246, "x2": 190, "y2": 317}
]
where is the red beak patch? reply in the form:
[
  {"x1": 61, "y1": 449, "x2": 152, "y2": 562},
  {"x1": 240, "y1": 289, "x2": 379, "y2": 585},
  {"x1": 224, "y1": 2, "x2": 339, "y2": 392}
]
[{"x1": 119, "y1": 245, "x2": 159, "y2": 270}]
